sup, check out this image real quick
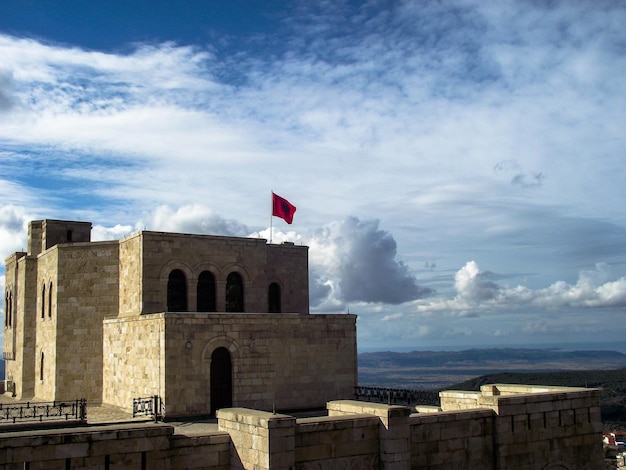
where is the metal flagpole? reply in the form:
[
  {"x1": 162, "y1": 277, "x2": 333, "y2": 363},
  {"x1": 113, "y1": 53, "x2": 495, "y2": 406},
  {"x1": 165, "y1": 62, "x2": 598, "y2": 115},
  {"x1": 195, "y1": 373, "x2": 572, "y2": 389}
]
[{"x1": 269, "y1": 191, "x2": 273, "y2": 244}]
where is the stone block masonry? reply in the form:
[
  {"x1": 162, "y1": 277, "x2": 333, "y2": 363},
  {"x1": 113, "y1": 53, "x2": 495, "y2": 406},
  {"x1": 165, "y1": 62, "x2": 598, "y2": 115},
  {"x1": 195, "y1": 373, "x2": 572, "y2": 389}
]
[
  {"x1": 218, "y1": 408, "x2": 296, "y2": 470},
  {"x1": 0, "y1": 423, "x2": 231, "y2": 470},
  {"x1": 0, "y1": 221, "x2": 605, "y2": 469},
  {"x1": 5, "y1": 219, "x2": 349, "y2": 413},
  {"x1": 103, "y1": 313, "x2": 357, "y2": 417},
  {"x1": 0, "y1": 386, "x2": 606, "y2": 470}
]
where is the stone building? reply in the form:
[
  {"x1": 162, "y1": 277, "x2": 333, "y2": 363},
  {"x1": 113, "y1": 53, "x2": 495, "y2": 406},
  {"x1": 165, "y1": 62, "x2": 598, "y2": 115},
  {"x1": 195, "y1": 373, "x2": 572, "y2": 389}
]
[
  {"x1": 0, "y1": 219, "x2": 605, "y2": 469},
  {"x1": 3, "y1": 219, "x2": 357, "y2": 417}
]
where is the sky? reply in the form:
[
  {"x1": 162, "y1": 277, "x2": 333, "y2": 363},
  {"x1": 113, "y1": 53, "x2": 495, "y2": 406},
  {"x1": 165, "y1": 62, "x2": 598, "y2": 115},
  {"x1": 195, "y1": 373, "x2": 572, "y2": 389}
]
[{"x1": 0, "y1": 0, "x2": 625, "y2": 352}]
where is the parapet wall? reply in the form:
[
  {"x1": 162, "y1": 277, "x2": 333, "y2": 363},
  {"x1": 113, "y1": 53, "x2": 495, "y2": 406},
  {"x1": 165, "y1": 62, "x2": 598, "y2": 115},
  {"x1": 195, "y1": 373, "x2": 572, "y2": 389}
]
[
  {"x1": 0, "y1": 423, "x2": 230, "y2": 470},
  {"x1": 490, "y1": 385, "x2": 603, "y2": 469},
  {"x1": 434, "y1": 384, "x2": 603, "y2": 470},
  {"x1": 0, "y1": 384, "x2": 605, "y2": 470},
  {"x1": 296, "y1": 414, "x2": 380, "y2": 468},
  {"x1": 410, "y1": 409, "x2": 495, "y2": 469},
  {"x1": 218, "y1": 386, "x2": 603, "y2": 470}
]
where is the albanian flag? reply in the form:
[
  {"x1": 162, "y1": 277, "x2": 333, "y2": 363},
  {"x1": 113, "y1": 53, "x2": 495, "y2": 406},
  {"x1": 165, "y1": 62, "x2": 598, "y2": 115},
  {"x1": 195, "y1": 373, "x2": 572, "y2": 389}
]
[{"x1": 272, "y1": 192, "x2": 297, "y2": 224}]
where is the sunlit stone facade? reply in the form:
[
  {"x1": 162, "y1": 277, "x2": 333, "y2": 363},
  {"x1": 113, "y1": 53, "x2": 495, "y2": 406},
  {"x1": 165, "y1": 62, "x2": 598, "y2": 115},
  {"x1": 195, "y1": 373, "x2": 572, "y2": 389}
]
[{"x1": 3, "y1": 219, "x2": 357, "y2": 416}]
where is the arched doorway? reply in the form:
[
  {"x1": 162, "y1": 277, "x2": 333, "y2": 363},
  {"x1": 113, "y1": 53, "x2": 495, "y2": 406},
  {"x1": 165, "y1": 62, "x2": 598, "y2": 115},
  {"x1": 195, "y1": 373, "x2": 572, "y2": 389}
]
[{"x1": 210, "y1": 347, "x2": 232, "y2": 415}]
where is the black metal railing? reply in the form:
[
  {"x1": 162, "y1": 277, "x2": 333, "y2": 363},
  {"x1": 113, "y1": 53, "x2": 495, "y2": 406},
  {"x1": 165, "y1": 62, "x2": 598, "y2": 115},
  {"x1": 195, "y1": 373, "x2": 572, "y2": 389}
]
[
  {"x1": 0, "y1": 399, "x2": 87, "y2": 424},
  {"x1": 132, "y1": 395, "x2": 163, "y2": 421},
  {"x1": 354, "y1": 386, "x2": 440, "y2": 406}
]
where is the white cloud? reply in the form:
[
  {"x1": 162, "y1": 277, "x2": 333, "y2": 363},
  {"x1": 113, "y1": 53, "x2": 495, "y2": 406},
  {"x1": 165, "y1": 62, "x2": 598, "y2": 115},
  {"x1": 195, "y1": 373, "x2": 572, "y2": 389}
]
[
  {"x1": 0, "y1": 205, "x2": 31, "y2": 256},
  {"x1": 536, "y1": 264, "x2": 626, "y2": 309},
  {"x1": 382, "y1": 313, "x2": 404, "y2": 322},
  {"x1": 0, "y1": 1, "x2": 625, "y2": 349},
  {"x1": 91, "y1": 224, "x2": 135, "y2": 241},
  {"x1": 306, "y1": 217, "x2": 432, "y2": 306},
  {"x1": 140, "y1": 205, "x2": 250, "y2": 237},
  {"x1": 454, "y1": 261, "x2": 500, "y2": 301},
  {"x1": 411, "y1": 261, "x2": 626, "y2": 316}
]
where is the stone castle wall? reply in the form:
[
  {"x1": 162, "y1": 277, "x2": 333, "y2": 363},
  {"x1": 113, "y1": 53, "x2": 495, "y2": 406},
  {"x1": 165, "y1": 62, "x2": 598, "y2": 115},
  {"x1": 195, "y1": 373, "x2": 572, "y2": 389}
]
[
  {"x1": 295, "y1": 414, "x2": 380, "y2": 468},
  {"x1": 435, "y1": 384, "x2": 603, "y2": 470},
  {"x1": 102, "y1": 314, "x2": 165, "y2": 409},
  {"x1": 3, "y1": 219, "x2": 330, "y2": 409},
  {"x1": 3, "y1": 252, "x2": 37, "y2": 399},
  {"x1": 41, "y1": 219, "x2": 92, "y2": 252},
  {"x1": 53, "y1": 241, "x2": 120, "y2": 402},
  {"x1": 118, "y1": 232, "x2": 143, "y2": 316},
  {"x1": 136, "y1": 232, "x2": 309, "y2": 315},
  {"x1": 0, "y1": 385, "x2": 605, "y2": 470},
  {"x1": 34, "y1": 247, "x2": 59, "y2": 400},
  {"x1": 0, "y1": 423, "x2": 230, "y2": 470},
  {"x1": 103, "y1": 313, "x2": 357, "y2": 417},
  {"x1": 410, "y1": 409, "x2": 495, "y2": 469}
]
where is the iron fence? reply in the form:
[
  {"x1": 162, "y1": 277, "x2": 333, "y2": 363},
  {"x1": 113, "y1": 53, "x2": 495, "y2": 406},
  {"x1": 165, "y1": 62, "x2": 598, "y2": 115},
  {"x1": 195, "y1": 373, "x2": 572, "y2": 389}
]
[
  {"x1": 0, "y1": 399, "x2": 87, "y2": 424},
  {"x1": 132, "y1": 395, "x2": 163, "y2": 421},
  {"x1": 354, "y1": 386, "x2": 440, "y2": 406}
]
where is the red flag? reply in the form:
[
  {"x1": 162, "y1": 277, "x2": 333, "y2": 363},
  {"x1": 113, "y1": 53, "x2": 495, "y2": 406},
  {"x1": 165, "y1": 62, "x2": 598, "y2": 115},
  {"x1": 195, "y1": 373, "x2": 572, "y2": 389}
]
[{"x1": 272, "y1": 193, "x2": 296, "y2": 224}]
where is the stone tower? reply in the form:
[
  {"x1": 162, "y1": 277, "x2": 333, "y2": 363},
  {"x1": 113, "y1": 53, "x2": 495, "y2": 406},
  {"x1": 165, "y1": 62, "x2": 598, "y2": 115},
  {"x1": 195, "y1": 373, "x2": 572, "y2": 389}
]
[{"x1": 3, "y1": 220, "x2": 357, "y2": 417}]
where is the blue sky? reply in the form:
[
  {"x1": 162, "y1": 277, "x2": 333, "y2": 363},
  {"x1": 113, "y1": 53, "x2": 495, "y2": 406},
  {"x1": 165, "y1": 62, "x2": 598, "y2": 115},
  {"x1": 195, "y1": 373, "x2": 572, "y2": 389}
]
[{"x1": 1, "y1": 1, "x2": 625, "y2": 352}]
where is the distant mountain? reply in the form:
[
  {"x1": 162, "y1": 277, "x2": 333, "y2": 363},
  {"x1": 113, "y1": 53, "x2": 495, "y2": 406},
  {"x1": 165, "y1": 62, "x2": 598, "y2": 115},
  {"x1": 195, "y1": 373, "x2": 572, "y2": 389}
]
[
  {"x1": 358, "y1": 348, "x2": 626, "y2": 390},
  {"x1": 447, "y1": 368, "x2": 626, "y2": 393},
  {"x1": 358, "y1": 348, "x2": 626, "y2": 369}
]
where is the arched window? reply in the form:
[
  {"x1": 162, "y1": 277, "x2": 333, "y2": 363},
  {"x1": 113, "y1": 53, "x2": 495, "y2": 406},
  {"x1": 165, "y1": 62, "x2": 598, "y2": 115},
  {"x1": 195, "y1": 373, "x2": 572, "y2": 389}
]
[
  {"x1": 41, "y1": 284, "x2": 46, "y2": 319},
  {"x1": 167, "y1": 269, "x2": 188, "y2": 312},
  {"x1": 48, "y1": 282, "x2": 53, "y2": 318},
  {"x1": 225, "y1": 272, "x2": 244, "y2": 312},
  {"x1": 8, "y1": 292, "x2": 12, "y2": 327},
  {"x1": 4, "y1": 292, "x2": 8, "y2": 327},
  {"x1": 197, "y1": 271, "x2": 216, "y2": 312},
  {"x1": 268, "y1": 283, "x2": 281, "y2": 313},
  {"x1": 40, "y1": 351, "x2": 44, "y2": 381}
]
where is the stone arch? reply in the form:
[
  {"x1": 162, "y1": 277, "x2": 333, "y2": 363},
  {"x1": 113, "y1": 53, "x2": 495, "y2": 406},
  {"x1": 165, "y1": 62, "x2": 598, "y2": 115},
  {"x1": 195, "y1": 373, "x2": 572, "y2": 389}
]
[
  {"x1": 542, "y1": 462, "x2": 571, "y2": 470},
  {"x1": 159, "y1": 262, "x2": 194, "y2": 312},
  {"x1": 201, "y1": 337, "x2": 240, "y2": 361},
  {"x1": 202, "y1": 337, "x2": 240, "y2": 415},
  {"x1": 220, "y1": 263, "x2": 251, "y2": 283},
  {"x1": 159, "y1": 261, "x2": 194, "y2": 282},
  {"x1": 221, "y1": 264, "x2": 250, "y2": 313},
  {"x1": 192, "y1": 261, "x2": 222, "y2": 279}
]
